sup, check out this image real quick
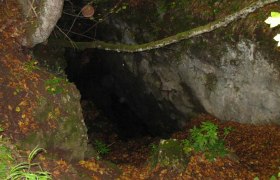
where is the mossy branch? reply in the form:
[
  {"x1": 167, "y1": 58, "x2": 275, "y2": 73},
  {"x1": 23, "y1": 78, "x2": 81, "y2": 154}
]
[{"x1": 49, "y1": 0, "x2": 278, "y2": 53}]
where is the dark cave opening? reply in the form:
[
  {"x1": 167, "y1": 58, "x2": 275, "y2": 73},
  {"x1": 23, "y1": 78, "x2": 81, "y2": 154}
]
[{"x1": 64, "y1": 48, "x2": 179, "y2": 141}]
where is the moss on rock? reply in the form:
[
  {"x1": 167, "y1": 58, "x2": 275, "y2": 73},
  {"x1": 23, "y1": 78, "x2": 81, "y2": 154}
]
[
  {"x1": 155, "y1": 139, "x2": 189, "y2": 171},
  {"x1": 21, "y1": 82, "x2": 88, "y2": 161}
]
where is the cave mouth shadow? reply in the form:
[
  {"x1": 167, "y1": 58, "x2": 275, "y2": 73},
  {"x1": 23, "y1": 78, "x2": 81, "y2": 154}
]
[{"x1": 64, "y1": 48, "x2": 179, "y2": 141}]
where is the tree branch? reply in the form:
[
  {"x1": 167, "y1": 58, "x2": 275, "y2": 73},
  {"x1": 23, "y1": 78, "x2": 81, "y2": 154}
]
[{"x1": 49, "y1": 0, "x2": 279, "y2": 53}]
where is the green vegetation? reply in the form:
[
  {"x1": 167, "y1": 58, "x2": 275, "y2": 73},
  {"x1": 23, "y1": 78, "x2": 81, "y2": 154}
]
[
  {"x1": 265, "y1": 12, "x2": 280, "y2": 46},
  {"x1": 149, "y1": 143, "x2": 159, "y2": 169},
  {"x1": 6, "y1": 146, "x2": 51, "y2": 180},
  {"x1": 94, "y1": 140, "x2": 110, "y2": 160},
  {"x1": 148, "y1": 139, "x2": 188, "y2": 171},
  {"x1": 0, "y1": 126, "x2": 51, "y2": 180},
  {"x1": 254, "y1": 172, "x2": 280, "y2": 180},
  {"x1": 45, "y1": 76, "x2": 65, "y2": 95},
  {"x1": 0, "y1": 126, "x2": 13, "y2": 179},
  {"x1": 272, "y1": 174, "x2": 280, "y2": 180},
  {"x1": 182, "y1": 121, "x2": 232, "y2": 161},
  {"x1": 149, "y1": 121, "x2": 232, "y2": 170},
  {"x1": 23, "y1": 60, "x2": 40, "y2": 73},
  {"x1": 158, "y1": 139, "x2": 187, "y2": 169},
  {"x1": 0, "y1": 144, "x2": 13, "y2": 179}
]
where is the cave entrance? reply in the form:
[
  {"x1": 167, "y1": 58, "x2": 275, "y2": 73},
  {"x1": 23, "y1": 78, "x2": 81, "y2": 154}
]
[{"x1": 64, "y1": 48, "x2": 178, "y2": 142}]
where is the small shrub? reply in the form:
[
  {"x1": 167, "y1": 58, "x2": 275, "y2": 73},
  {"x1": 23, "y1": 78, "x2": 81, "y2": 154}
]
[
  {"x1": 148, "y1": 121, "x2": 233, "y2": 170},
  {"x1": 182, "y1": 121, "x2": 233, "y2": 161},
  {"x1": 94, "y1": 140, "x2": 110, "y2": 160}
]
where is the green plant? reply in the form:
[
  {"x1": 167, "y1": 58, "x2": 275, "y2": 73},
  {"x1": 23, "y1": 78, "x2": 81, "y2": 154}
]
[
  {"x1": 149, "y1": 143, "x2": 159, "y2": 169},
  {"x1": 223, "y1": 126, "x2": 233, "y2": 139},
  {"x1": 265, "y1": 12, "x2": 280, "y2": 46},
  {"x1": 0, "y1": 140, "x2": 13, "y2": 179},
  {"x1": 23, "y1": 60, "x2": 40, "y2": 73},
  {"x1": 94, "y1": 140, "x2": 110, "y2": 160},
  {"x1": 182, "y1": 121, "x2": 232, "y2": 161},
  {"x1": 45, "y1": 76, "x2": 65, "y2": 95},
  {"x1": 254, "y1": 172, "x2": 280, "y2": 180},
  {"x1": 271, "y1": 173, "x2": 280, "y2": 180},
  {"x1": 5, "y1": 146, "x2": 51, "y2": 180},
  {"x1": 0, "y1": 125, "x2": 12, "y2": 179}
]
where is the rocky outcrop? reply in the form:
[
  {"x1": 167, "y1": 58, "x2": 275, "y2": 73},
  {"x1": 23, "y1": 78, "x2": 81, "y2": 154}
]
[
  {"x1": 119, "y1": 36, "x2": 280, "y2": 124},
  {"x1": 177, "y1": 38, "x2": 280, "y2": 123},
  {"x1": 17, "y1": 0, "x2": 64, "y2": 47},
  {"x1": 0, "y1": 0, "x2": 88, "y2": 162},
  {"x1": 92, "y1": 14, "x2": 280, "y2": 125},
  {"x1": 29, "y1": 82, "x2": 88, "y2": 161}
]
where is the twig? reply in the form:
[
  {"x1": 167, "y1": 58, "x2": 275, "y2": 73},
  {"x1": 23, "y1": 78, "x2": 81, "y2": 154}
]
[
  {"x1": 55, "y1": 25, "x2": 77, "y2": 49},
  {"x1": 66, "y1": 10, "x2": 82, "y2": 35},
  {"x1": 27, "y1": 0, "x2": 38, "y2": 17},
  {"x1": 61, "y1": 28, "x2": 95, "y2": 40},
  {"x1": 62, "y1": 11, "x2": 88, "y2": 19}
]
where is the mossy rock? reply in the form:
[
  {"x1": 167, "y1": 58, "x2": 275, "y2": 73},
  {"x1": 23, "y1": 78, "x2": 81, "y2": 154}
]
[
  {"x1": 20, "y1": 83, "x2": 88, "y2": 162},
  {"x1": 156, "y1": 139, "x2": 189, "y2": 170}
]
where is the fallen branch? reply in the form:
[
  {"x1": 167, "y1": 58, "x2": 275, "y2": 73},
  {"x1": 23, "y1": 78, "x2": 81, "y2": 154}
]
[{"x1": 49, "y1": 0, "x2": 279, "y2": 53}]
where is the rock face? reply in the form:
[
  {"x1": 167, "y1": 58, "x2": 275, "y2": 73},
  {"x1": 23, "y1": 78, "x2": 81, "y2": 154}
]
[
  {"x1": 122, "y1": 37, "x2": 280, "y2": 124},
  {"x1": 177, "y1": 38, "x2": 280, "y2": 123},
  {"x1": 31, "y1": 83, "x2": 88, "y2": 161},
  {"x1": 28, "y1": 46, "x2": 89, "y2": 161},
  {"x1": 94, "y1": 19, "x2": 280, "y2": 125},
  {"x1": 17, "y1": 0, "x2": 64, "y2": 47}
]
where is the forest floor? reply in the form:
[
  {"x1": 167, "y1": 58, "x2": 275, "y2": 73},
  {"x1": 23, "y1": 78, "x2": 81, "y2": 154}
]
[
  {"x1": 83, "y1": 112, "x2": 280, "y2": 180},
  {"x1": 1, "y1": 0, "x2": 280, "y2": 179}
]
